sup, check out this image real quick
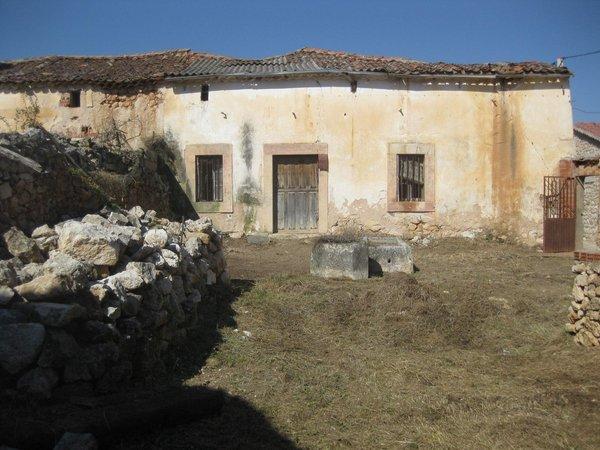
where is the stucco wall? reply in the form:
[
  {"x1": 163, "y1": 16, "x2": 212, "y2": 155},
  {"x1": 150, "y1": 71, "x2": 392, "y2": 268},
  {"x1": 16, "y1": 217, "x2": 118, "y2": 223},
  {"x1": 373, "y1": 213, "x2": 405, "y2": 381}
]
[
  {"x1": 0, "y1": 76, "x2": 574, "y2": 243},
  {"x1": 0, "y1": 87, "x2": 159, "y2": 148},
  {"x1": 160, "y1": 76, "x2": 573, "y2": 243}
]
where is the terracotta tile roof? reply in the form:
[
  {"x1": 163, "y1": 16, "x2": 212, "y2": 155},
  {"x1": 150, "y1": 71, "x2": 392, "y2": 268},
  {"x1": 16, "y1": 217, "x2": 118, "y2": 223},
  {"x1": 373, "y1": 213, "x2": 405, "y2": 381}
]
[
  {"x1": 575, "y1": 122, "x2": 600, "y2": 142},
  {"x1": 181, "y1": 47, "x2": 570, "y2": 78},
  {"x1": 0, "y1": 47, "x2": 570, "y2": 87},
  {"x1": 0, "y1": 49, "x2": 206, "y2": 87}
]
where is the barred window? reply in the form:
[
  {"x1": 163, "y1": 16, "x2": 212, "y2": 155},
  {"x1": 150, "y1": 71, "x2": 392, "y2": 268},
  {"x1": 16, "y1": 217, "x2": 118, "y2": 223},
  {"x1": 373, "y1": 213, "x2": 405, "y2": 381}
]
[
  {"x1": 195, "y1": 155, "x2": 223, "y2": 202},
  {"x1": 397, "y1": 154, "x2": 425, "y2": 202}
]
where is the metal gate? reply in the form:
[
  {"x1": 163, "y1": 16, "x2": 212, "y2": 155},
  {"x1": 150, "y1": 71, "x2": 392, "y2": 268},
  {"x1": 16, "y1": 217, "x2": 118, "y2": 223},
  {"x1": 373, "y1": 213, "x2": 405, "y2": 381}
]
[
  {"x1": 274, "y1": 155, "x2": 318, "y2": 231},
  {"x1": 543, "y1": 176, "x2": 576, "y2": 253}
]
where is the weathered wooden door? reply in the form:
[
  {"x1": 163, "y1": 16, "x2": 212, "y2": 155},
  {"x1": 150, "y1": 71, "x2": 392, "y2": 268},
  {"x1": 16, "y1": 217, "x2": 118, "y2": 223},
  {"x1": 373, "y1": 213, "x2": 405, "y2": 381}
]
[
  {"x1": 543, "y1": 176, "x2": 576, "y2": 252},
  {"x1": 274, "y1": 155, "x2": 318, "y2": 231}
]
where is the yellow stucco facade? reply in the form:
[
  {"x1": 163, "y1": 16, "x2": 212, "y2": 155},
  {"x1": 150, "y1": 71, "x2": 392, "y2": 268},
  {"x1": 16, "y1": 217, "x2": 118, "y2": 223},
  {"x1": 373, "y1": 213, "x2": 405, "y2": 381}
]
[{"x1": 0, "y1": 74, "x2": 574, "y2": 243}]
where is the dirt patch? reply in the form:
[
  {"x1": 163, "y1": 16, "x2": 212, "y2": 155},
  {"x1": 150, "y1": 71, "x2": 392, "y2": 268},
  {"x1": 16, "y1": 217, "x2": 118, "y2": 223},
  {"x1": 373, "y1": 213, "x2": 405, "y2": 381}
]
[{"x1": 223, "y1": 237, "x2": 314, "y2": 280}]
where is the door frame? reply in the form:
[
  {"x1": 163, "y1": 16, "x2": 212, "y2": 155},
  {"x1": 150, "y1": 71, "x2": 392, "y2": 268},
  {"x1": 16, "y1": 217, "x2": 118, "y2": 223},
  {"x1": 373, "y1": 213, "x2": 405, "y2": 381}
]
[{"x1": 261, "y1": 143, "x2": 328, "y2": 233}]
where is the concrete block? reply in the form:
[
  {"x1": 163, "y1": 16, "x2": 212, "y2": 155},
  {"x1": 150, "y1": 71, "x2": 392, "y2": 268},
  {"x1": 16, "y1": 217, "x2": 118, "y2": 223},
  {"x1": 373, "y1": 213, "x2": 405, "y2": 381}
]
[
  {"x1": 310, "y1": 241, "x2": 368, "y2": 280},
  {"x1": 363, "y1": 236, "x2": 413, "y2": 275},
  {"x1": 246, "y1": 233, "x2": 270, "y2": 245}
]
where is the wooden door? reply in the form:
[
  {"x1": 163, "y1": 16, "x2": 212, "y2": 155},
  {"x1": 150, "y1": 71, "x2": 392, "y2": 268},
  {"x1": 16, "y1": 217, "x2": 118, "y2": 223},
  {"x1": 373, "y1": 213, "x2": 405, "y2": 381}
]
[
  {"x1": 274, "y1": 155, "x2": 318, "y2": 231},
  {"x1": 543, "y1": 176, "x2": 576, "y2": 252}
]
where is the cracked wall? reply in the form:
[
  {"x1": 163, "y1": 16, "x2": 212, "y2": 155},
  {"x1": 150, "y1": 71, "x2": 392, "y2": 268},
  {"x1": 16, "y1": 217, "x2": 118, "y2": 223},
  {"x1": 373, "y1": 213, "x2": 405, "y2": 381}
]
[
  {"x1": 0, "y1": 86, "x2": 162, "y2": 149},
  {"x1": 161, "y1": 76, "x2": 573, "y2": 243},
  {"x1": 0, "y1": 76, "x2": 574, "y2": 243}
]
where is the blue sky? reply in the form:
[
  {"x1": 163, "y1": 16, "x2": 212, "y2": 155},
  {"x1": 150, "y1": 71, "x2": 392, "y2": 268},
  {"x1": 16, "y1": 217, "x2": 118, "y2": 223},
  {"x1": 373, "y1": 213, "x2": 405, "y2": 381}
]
[{"x1": 0, "y1": 0, "x2": 598, "y2": 121}]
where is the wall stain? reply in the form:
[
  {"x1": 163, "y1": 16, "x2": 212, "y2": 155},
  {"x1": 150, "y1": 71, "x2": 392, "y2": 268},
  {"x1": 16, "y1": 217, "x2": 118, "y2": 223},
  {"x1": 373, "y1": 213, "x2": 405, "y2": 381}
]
[{"x1": 237, "y1": 122, "x2": 261, "y2": 232}]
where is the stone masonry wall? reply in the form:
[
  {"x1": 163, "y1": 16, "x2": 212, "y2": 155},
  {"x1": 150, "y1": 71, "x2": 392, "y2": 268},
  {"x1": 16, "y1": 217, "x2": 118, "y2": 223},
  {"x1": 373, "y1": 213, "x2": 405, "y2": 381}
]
[
  {"x1": 582, "y1": 177, "x2": 600, "y2": 247},
  {"x1": 567, "y1": 262, "x2": 600, "y2": 346},
  {"x1": 574, "y1": 133, "x2": 600, "y2": 159},
  {"x1": 575, "y1": 134, "x2": 600, "y2": 248},
  {"x1": 0, "y1": 206, "x2": 227, "y2": 399},
  {"x1": 0, "y1": 128, "x2": 196, "y2": 238},
  {"x1": 0, "y1": 130, "x2": 107, "y2": 235}
]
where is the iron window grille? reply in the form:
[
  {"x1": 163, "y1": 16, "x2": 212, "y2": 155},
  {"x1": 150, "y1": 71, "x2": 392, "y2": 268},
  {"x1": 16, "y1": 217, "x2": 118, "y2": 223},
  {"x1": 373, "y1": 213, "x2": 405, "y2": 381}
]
[
  {"x1": 397, "y1": 154, "x2": 425, "y2": 202},
  {"x1": 195, "y1": 155, "x2": 223, "y2": 202}
]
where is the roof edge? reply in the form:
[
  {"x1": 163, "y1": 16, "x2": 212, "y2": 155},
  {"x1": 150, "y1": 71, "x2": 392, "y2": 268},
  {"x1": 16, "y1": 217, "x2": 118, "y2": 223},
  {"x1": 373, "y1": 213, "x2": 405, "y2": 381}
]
[
  {"x1": 0, "y1": 49, "x2": 200, "y2": 64},
  {"x1": 574, "y1": 126, "x2": 600, "y2": 144},
  {"x1": 166, "y1": 70, "x2": 571, "y2": 82}
]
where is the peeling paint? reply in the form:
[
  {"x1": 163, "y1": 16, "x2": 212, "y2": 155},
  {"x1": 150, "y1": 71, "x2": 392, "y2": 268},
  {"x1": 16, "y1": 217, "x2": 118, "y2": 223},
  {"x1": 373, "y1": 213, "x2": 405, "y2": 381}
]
[{"x1": 0, "y1": 76, "x2": 574, "y2": 242}]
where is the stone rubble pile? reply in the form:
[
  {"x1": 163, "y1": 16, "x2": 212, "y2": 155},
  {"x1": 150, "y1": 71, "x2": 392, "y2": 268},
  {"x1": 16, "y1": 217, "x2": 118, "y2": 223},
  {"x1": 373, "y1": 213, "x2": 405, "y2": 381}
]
[
  {"x1": 567, "y1": 262, "x2": 600, "y2": 347},
  {"x1": 0, "y1": 206, "x2": 228, "y2": 399}
]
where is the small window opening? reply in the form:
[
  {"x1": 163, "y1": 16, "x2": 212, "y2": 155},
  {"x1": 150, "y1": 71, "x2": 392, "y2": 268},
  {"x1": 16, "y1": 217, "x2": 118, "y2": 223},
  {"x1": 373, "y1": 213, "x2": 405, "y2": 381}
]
[
  {"x1": 195, "y1": 155, "x2": 223, "y2": 202},
  {"x1": 68, "y1": 90, "x2": 81, "y2": 107},
  {"x1": 201, "y1": 84, "x2": 209, "y2": 101},
  {"x1": 397, "y1": 154, "x2": 425, "y2": 202},
  {"x1": 350, "y1": 80, "x2": 357, "y2": 93}
]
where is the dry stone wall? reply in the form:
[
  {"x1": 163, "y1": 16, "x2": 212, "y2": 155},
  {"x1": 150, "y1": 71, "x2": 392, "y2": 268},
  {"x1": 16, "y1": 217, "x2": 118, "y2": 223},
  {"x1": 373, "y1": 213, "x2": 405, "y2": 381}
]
[
  {"x1": 0, "y1": 205, "x2": 228, "y2": 399},
  {"x1": 567, "y1": 262, "x2": 600, "y2": 346},
  {"x1": 0, "y1": 129, "x2": 107, "y2": 235},
  {"x1": 0, "y1": 128, "x2": 195, "y2": 237}
]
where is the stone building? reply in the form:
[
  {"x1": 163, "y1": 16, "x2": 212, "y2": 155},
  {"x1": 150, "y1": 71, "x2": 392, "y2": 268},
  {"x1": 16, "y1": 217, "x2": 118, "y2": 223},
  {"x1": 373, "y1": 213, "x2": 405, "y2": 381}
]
[
  {"x1": 0, "y1": 48, "x2": 574, "y2": 243},
  {"x1": 574, "y1": 123, "x2": 600, "y2": 250}
]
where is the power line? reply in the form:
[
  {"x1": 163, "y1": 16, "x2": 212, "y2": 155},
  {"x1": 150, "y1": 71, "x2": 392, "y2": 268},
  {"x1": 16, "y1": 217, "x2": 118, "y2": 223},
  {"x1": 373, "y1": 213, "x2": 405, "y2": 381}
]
[
  {"x1": 574, "y1": 107, "x2": 600, "y2": 114},
  {"x1": 561, "y1": 49, "x2": 600, "y2": 60}
]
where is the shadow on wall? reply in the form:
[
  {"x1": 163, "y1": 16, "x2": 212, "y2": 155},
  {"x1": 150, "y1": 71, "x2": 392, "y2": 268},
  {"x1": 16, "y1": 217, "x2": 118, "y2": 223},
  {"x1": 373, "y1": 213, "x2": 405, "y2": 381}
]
[
  {"x1": 132, "y1": 134, "x2": 200, "y2": 221},
  {"x1": 0, "y1": 128, "x2": 201, "y2": 234}
]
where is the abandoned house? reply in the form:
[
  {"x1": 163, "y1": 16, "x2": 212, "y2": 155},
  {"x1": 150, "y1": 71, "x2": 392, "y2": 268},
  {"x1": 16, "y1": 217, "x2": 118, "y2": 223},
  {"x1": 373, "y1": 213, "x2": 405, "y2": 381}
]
[{"x1": 0, "y1": 48, "x2": 575, "y2": 245}]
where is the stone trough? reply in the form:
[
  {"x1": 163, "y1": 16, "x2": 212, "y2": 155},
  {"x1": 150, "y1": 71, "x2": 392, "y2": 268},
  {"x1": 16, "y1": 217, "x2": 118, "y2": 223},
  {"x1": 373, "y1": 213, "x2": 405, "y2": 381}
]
[
  {"x1": 310, "y1": 240, "x2": 369, "y2": 280},
  {"x1": 310, "y1": 235, "x2": 413, "y2": 280},
  {"x1": 363, "y1": 236, "x2": 414, "y2": 276}
]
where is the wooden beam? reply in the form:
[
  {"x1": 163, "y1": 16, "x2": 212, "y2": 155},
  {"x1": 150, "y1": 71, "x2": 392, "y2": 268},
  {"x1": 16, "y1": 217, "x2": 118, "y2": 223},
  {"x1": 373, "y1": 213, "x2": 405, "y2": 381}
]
[{"x1": 0, "y1": 145, "x2": 44, "y2": 173}]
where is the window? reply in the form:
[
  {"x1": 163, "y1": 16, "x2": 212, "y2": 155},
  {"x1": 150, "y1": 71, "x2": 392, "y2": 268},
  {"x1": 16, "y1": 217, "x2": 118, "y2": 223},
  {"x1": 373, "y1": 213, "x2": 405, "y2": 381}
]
[
  {"x1": 195, "y1": 155, "x2": 223, "y2": 202},
  {"x1": 201, "y1": 84, "x2": 209, "y2": 101},
  {"x1": 185, "y1": 144, "x2": 233, "y2": 213},
  {"x1": 68, "y1": 90, "x2": 81, "y2": 107},
  {"x1": 387, "y1": 143, "x2": 434, "y2": 212},
  {"x1": 397, "y1": 154, "x2": 425, "y2": 201}
]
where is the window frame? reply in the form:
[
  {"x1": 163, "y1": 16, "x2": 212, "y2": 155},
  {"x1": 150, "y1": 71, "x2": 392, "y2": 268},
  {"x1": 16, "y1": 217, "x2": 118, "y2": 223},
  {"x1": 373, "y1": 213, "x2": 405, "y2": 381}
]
[
  {"x1": 184, "y1": 144, "x2": 233, "y2": 213},
  {"x1": 387, "y1": 143, "x2": 435, "y2": 212}
]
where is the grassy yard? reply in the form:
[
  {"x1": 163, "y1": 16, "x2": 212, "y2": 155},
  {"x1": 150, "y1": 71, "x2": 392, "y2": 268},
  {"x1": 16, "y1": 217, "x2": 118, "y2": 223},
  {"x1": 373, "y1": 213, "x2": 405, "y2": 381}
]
[{"x1": 122, "y1": 238, "x2": 600, "y2": 449}]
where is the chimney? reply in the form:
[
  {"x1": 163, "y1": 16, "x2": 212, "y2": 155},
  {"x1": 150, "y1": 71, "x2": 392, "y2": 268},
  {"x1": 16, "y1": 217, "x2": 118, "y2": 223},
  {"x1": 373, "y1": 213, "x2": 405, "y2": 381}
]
[{"x1": 556, "y1": 57, "x2": 565, "y2": 67}]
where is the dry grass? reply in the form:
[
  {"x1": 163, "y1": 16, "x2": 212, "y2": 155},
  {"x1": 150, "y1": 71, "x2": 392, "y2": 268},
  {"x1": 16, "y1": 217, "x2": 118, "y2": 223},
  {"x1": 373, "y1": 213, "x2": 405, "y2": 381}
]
[{"x1": 124, "y1": 239, "x2": 600, "y2": 449}]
